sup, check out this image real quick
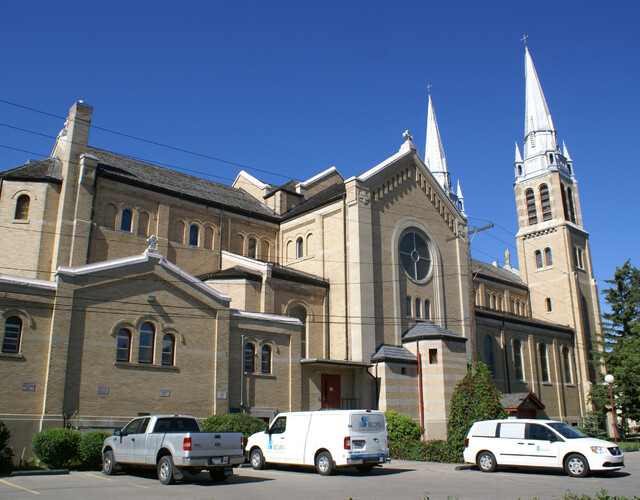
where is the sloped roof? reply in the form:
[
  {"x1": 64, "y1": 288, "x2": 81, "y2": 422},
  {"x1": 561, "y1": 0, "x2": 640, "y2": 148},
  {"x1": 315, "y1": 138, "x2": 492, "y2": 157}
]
[
  {"x1": 281, "y1": 182, "x2": 345, "y2": 220},
  {"x1": 401, "y1": 320, "x2": 467, "y2": 343},
  {"x1": 500, "y1": 392, "x2": 545, "y2": 410},
  {"x1": 199, "y1": 263, "x2": 329, "y2": 288},
  {"x1": 0, "y1": 158, "x2": 63, "y2": 182},
  {"x1": 84, "y1": 147, "x2": 278, "y2": 220},
  {"x1": 371, "y1": 344, "x2": 417, "y2": 364},
  {"x1": 472, "y1": 259, "x2": 526, "y2": 289}
]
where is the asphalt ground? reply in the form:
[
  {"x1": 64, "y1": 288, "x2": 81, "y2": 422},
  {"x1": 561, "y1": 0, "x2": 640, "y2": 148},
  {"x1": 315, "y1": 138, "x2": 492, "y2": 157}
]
[{"x1": 0, "y1": 452, "x2": 638, "y2": 500}]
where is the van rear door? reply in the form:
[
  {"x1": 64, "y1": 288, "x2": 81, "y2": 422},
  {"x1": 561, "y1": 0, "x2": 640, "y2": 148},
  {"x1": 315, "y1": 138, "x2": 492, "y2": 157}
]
[{"x1": 349, "y1": 412, "x2": 387, "y2": 460}]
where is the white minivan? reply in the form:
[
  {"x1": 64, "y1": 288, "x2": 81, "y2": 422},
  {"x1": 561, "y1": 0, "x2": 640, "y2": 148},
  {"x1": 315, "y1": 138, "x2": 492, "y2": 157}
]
[
  {"x1": 245, "y1": 410, "x2": 390, "y2": 475},
  {"x1": 463, "y1": 419, "x2": 624, "y2": 477}
]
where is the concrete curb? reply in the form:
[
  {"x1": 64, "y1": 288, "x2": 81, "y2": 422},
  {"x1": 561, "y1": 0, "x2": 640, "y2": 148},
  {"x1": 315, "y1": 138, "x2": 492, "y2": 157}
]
[{"x1": 10, "y1": 469, "x2": 69, "y2": 477}]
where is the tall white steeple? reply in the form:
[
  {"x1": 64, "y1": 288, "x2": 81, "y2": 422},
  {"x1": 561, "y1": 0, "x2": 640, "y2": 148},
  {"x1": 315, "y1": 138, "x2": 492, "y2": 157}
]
[{"x1": 425, "y1": 93, "x2": 452, "y2": 194}]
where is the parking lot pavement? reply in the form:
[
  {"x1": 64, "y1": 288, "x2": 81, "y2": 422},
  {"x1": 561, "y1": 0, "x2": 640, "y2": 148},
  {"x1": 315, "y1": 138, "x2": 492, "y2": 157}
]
[{"x1": 0, "y1": 452, "x2": 638, "y2": 500}]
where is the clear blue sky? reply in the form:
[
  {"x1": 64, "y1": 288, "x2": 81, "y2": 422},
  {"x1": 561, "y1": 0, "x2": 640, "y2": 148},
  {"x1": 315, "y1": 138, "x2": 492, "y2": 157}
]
[{"x1": 1, "y1": 1, "x2": 638, "y2": 310}]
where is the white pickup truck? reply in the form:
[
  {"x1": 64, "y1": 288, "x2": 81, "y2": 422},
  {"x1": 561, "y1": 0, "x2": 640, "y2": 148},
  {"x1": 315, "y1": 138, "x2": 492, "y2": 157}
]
[{"x1": 101, "y1": 414, "x2": 245, "y2": 484}]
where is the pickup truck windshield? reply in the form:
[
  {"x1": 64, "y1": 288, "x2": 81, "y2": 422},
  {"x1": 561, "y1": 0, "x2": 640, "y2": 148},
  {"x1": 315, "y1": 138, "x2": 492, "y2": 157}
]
[{"x1": 152, "y1": 417, "x2": 200, "y2": 433}]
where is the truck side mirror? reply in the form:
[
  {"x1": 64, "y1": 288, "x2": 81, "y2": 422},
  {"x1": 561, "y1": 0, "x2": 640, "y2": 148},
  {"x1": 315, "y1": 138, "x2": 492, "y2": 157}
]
[{"x1": 114, "y1": 429, "x2": 122, "y2": 437}]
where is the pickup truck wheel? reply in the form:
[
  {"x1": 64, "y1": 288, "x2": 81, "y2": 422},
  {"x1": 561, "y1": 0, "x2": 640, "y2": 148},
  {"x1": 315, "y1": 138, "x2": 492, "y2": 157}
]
[
  {"x1": 102, "y1": 450, "x2": 117, "y2": 476},
  {"x1": 250, "y1": 448, "x2": 265, "y2": 470},
  {"x1": 158, "y1": 455, "x2": 176, "y2": 485},
  {"x1": 208, "y1": 468, "x2": 228, "y2": 482},
  {"x1": 315, "y1": 451, "x2": 334, "y2": 476},
  {"x1": 564, "y1": 453, "x2": 589, "y2": 478}
]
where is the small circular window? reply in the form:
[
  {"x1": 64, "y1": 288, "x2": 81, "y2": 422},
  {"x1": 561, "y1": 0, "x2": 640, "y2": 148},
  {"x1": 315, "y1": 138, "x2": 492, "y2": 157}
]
[{"x1": 399, "y1": 230, "x2": 431, "y2": 281}]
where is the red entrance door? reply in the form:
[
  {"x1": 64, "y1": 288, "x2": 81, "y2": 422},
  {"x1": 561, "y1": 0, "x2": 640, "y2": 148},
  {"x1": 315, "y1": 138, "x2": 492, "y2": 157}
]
[{"x1": 321, "y1": 374, "x2": 341, "y2": 409}]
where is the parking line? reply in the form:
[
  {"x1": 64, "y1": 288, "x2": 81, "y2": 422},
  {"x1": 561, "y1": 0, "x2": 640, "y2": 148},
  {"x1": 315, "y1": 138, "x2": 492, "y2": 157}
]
[
  {"x1": 0, "y1": 478, "x2": 40, "y2": 495},
  {"x1": 126, "y1": 483, "x2": 151, "y2": 489},
  {"x1": 83, "y1": 472, "x2": 113, "y2": 481}
]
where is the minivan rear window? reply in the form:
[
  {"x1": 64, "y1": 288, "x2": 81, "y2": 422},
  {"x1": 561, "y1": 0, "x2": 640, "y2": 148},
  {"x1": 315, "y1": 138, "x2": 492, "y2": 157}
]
[
  {"x1": 498, "y1": 422, "x2": 525, "y2": 439},
  {"x1": 351, "y1": 413, "x2": 385, "y2": 432}
]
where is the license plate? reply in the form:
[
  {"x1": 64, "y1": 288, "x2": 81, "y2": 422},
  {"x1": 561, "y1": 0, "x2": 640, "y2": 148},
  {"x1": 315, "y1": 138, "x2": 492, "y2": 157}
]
[{"x1": 209, "y1": 456, "x2": 229, "y2": 465}]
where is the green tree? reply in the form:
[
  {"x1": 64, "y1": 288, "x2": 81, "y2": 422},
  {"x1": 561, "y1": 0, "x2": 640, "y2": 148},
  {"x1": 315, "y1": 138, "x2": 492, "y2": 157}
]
[
  {"x1": 0, "y1": 421, "x2": 14, "y2": 472},
  {"x1": 590, "y1": 260, "x2": 640, "y2": 435},
  {"x1": 446, "y1": 362, "x2": 507, "y2": 461},
  {"x1": 384, "y1": 410, "x2": 424, "y2": 442}
]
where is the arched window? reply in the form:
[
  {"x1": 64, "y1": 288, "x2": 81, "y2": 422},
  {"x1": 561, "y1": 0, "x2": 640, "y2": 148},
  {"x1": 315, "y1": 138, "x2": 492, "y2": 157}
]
[
  {"x1": 567, "y1": 163, "x2": 572, "y2": 175},
  {"x1": 296, "y1": 237, "x2": 303, "y2": 259},
  {"x1": 483, "y1": 335, "x2": 496, "y2": 378},
  {"x1": 525, "y1": 188, "x2": 538, "y2": 225},
  {"x1": 171, "y1": 220, "x2": 185, "y2": 243},
  {"x1": 545, "y1": 298, "x2": 552, "y2": 312},
  {"x1": 137, "y1": 212, "x2": 149, "y2": 237},
  {"x1": 544, "y1": 247, "x2": 553, "y2": 266},
  {"x1": 517, "y1": 165, "x2": 523, "y2": 176},
  {"x1": 415, "y1": 298, "x2": 421, "y2": 318},
  {"x1": 289, "y1": 306, "x2": 307, "y2": 358},
  {"x1": 561, "y1": 184, "x2": 570, "y2": 221},
  {"x1": 204, "y1": 227, "x2": 215, "y2": 250},
  {"x1": 539, "y1": 184, "x2": 551, "y2": 221},
  {"x1": 104, "y1": 204, "x2": 117, "y2": 229},
  {"x1": 235, "y1": 234, "x2": 245, "y2": 254},
  {"x1": 260, "y1": 240, "x2": 270, "y2": 261},
  {"x1": 575, "y1": 247, "x2": 584, "y2": 269},
  {"x1": 2, "y1": 316, "x2": 22, "y2": 353},
  {"x1": 562, "y1": 346, "x2": 573, "y2": 384},
  {"x1": 513, "y1": 339, "x2": 524, "y2": 380},
  {"x1": 244, "y1": 343, "x2": 255, "y2": 372},
  {"x1": 306, "y1": 234, "x2": 313, "y2": 255},
  {"x1": 534, "y1": 250, "x2": 543, "y2": 269},
  {"x1": 248, "y1": 237, "x2": 257, "y2": 259},
  {"x1": 261, "y1": 345, "x2": 272, "y2": 374},
  {"x1": 424, "y1": 299, "x2": 431, "y2": 320},
  {"x1": 189, "y1": 225, "x2": 199, "y2": 246},
  {"x1": 399, "y1": 230, "x2": 432, "y2": 281},
  {"x1": 14, "y1": 195, "x2": 30, "y2": 220},
  {"x1": 116, "y1": 328, "x2": 131, "y2": 362},
  {"x1": 161, "y1": 334, "x2": 175, "y2": 365},
  {"x1": 548, "y1": 153, "x2": 554, "y2": 164},
  {"x1": 539, "y1": 343, "x2": 549, "y2": 382},
  {"x1": 405, "y1": 297, "x2": 412, "y2": 317},
  {"x1": 120, "y1": 209, "x2": 132, "y2": 232},
  {"x1": 138, "y1": 322, "x2": 155, "y2": 363},
  {"x1": 567, "y1": 187, "x2": 576, "y2": 223}
]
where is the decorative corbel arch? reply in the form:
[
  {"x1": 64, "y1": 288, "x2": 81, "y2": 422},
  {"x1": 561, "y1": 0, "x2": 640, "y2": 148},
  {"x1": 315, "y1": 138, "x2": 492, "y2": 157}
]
[{"x1": 1, "y1": 308, "x2": 36, "y2": 329}]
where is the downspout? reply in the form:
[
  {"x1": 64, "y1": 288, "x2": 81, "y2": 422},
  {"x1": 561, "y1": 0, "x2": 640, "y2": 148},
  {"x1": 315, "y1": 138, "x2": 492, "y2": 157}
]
[
  {"x1": 416, "y1": 341, "x2": 425, "y2": 430},
  {"x1": 218, "y1": 208, "x2": 224, "y2": 270},
  {"x1": 502, "y1": 319, "x2": 511, "y2": 394},
  {"x1": 85, "y1": 165, "x2": 99, "y2": 264},
  {"x1": 240, "y1": 334, "x2": 245, "y2": 408},
  {"x1": 342, "y1": 193, "x2": 349, "y2": 360},
  {"x1": 366, "y1": 366, "x2": 379, "y2": 409}
]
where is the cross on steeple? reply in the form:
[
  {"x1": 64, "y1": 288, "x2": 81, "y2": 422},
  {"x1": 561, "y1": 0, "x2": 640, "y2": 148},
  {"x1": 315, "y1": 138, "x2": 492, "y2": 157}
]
[
  {"x1": 521, "y1": 34, "x2": 529, "y2": 46},
  {"x1": 403, "y1": 130, "x2": 413, "y2": 142},
  {"x1": 427, "y1": 83, "x2": 432, "y2": 95}
]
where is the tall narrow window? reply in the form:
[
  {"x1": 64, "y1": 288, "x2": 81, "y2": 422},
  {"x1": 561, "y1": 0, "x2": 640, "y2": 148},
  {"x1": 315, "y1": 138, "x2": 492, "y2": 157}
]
[
  {"x1": 290, "y1": 306, "x2": 307, "y2": 358},
  {"x1": 120, "y1": 209, "x2": 132, "y2": 232},
  {"x1": 116, "y1": 329, "x2": 131, "y2": 362},
  {"x1": 567, "y1": 187, "x2": 576, "y2": 223},
  {"x1": 539, "y1": 343, "x2": 549, "y2": 382},
  {"x1": 415, "y1": 298, "x2": 421, "y2": 318},
  {"x1": 535, "y1": 250, "x2": 543, "y2": 269},
  {"x1": 575, "y1": 247, "x2": 584, "y2": 269},
  {"x1": 483, "y1": 335, "x2": 496, "y2": 378},
  {"x1": 139, "y1": 322, "x2": 155, "y2": 363},
  {"x1": 562, "y1": 346, "x2": 573, "y2": 384},
  {"x1": 14, "y1": 195, "x2": 30, "y2": 220},
  {"x1": 248, "y1": 237, "x2": 257, "y2": 259},
  {"x1": 161, "y1": 334, "x2": 175, "y2": 366},
  {"x1": 295, "y1": 237, "x2": 304, "y2": 259},
  {"x1": 545, "y1": 298, "x2": 552, "y2": 312},
  {"x1": 261, "y1": 345, "x2": 272, "y2": 374},
  {"x1": 2, "y1": 317, "x2": 22, "y2": 353},
  {"x1": 544, "y1": 247, "x2": 553, "y2": 266},
  {"x1": 260, "y1": 240, "x2": 270, "y2": 261},
  {"x1": 189, "y1": 225, "x2": 198, "y2": 246},
  {"x1": 561, "y1": 184, "x2": 570, "y2": 221},
  {"x1": 406, "y1": 297, "x2": 412, "y2": 317},
  {"x1": 513, "y1": 339, "x2": 524, "y2": 380},
  {"x1": 172, "y1": 220, "x2": 185, "y2": 243},
  {"x1": 204, "y1": 227, "x2": 214, "y2": 250},
  {"x1": 104, "y1": 204, "x2": 117, "y2": 229},
  {"x1": 539, "y1": 184, "x2": 551, "y2": 221},
  {"x1": 137, "y1": 212, "x2": 150, "y2": 237},
  {"x1": 244, "y1": 343, "x2": 255, "y2": 372},
  {"x1": 424, "y1": 299, "x2": 431, "y2": 320},
  {"x1": 525, "y1": 188, "x2": 538, "y2": 225}
]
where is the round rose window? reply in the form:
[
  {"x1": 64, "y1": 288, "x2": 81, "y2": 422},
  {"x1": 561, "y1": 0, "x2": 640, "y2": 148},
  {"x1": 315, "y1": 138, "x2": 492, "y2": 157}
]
[{"x1": 399, "y1": 230, "x2": 431, "y2": 281}]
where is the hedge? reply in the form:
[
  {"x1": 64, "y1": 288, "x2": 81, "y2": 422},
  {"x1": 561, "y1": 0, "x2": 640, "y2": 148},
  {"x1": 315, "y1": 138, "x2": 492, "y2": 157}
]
[
  {"x1": 0, "y1": 421, "x2": 13, "y2": 472},
  {"x1": 200, "y1": 413, "x2": 267, "y2": 442},
  {"x1": 32, "y1": 428, "x2": 81, "y2": 469},
  {"x1": 79, "y1": 431, "x2": 112, "y2": 470}
]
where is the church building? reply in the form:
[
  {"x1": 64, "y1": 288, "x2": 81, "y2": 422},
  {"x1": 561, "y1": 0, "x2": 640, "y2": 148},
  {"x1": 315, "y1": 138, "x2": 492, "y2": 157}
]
[{"x1": 0, "y1": 47, "x2": 601, "y2": 455}]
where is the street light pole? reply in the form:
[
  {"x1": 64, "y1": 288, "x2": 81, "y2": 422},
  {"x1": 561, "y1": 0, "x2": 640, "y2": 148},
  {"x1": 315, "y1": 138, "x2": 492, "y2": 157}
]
[{"x1": 604, "y1": 374, "x2": 617, "y2": 444}]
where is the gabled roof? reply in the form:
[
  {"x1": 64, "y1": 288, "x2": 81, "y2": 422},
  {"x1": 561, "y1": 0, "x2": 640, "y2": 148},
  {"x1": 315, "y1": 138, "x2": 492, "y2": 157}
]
[
  {"x1": 0, "y1": 158, "x2": 63, "y2": 183},
  {"x1": 472, "y1": 259, "x2": 526, "y2": 289},
  {"x1": 371, "y1": 344, "x2": 417, "y2": 364},
  {"x1": 401, "y1": 320, "x2": 467, "y2": 343},
  {"x1": 85, "y1": 147, "x2": 278, "y2": 220},
  {"x1": 281, "y1": 182, "x2": 345, "y2": 221},
  {"x1": 501, "y1": 392, "x2": 545, "y2": 411}
]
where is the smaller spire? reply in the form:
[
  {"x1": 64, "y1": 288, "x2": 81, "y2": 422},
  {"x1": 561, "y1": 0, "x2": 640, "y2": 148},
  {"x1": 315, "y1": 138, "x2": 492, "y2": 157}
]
[
  {"x1": 514, "y1": 141, "x2": 523, "y2": 163},
  {"x1": 563, "y1": 141, "x2": 572, "y2": 161},
  {"x1": 456, "y1": 180, "x2": 464, "y2": 200},
  {"x1": 425, "y1": 94, "x2": 451, "y2": 193}
]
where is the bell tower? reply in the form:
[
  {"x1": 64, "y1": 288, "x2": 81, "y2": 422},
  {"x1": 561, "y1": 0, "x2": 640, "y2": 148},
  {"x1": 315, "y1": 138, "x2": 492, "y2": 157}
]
[{"x1": 513, "y1": 46, "x2": 601, "y2": 410}]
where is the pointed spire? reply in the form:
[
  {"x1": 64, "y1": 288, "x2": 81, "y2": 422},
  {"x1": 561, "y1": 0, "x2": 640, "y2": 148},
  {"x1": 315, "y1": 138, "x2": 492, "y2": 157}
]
[
  {"x1": 524, "y1": 47, "x2": 555, "y2": 139},
  {"x1": 514, "y1": 141, "x2": 523, "y2": 163},
  {"x1": 456, "y1": 180, "x2": 466, "y2": 215},
  {"x1": 425, "y1": 94, "x2": 451, "y2": 193},
  {"x1": 562, "y1": 141, "x2": 572, "y2": 161}
]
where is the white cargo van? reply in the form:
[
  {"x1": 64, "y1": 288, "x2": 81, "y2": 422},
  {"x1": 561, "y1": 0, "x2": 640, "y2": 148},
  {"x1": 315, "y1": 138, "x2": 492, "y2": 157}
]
[{"x1": 245, "y1": 410, "x2": 390, "y2": 475}]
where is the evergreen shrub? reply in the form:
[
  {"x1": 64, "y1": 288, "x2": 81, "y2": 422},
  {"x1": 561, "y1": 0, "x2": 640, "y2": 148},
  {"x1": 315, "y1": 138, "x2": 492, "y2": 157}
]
[
  {"x1": 32, "y1": 428, "x2": 80, "y2": 469},
  {"x1": 200, "y1": 413, "x2": 267, "y2": 442},
  {"x1": 0, "y1": 421, "x2": 14, "y2": 472},
  {"x1": 79, "y1": 431, "x2": 112, "y2": 470},
  {"x1": 384, "y1": 410, "x2": 424, "y2": 442}
]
